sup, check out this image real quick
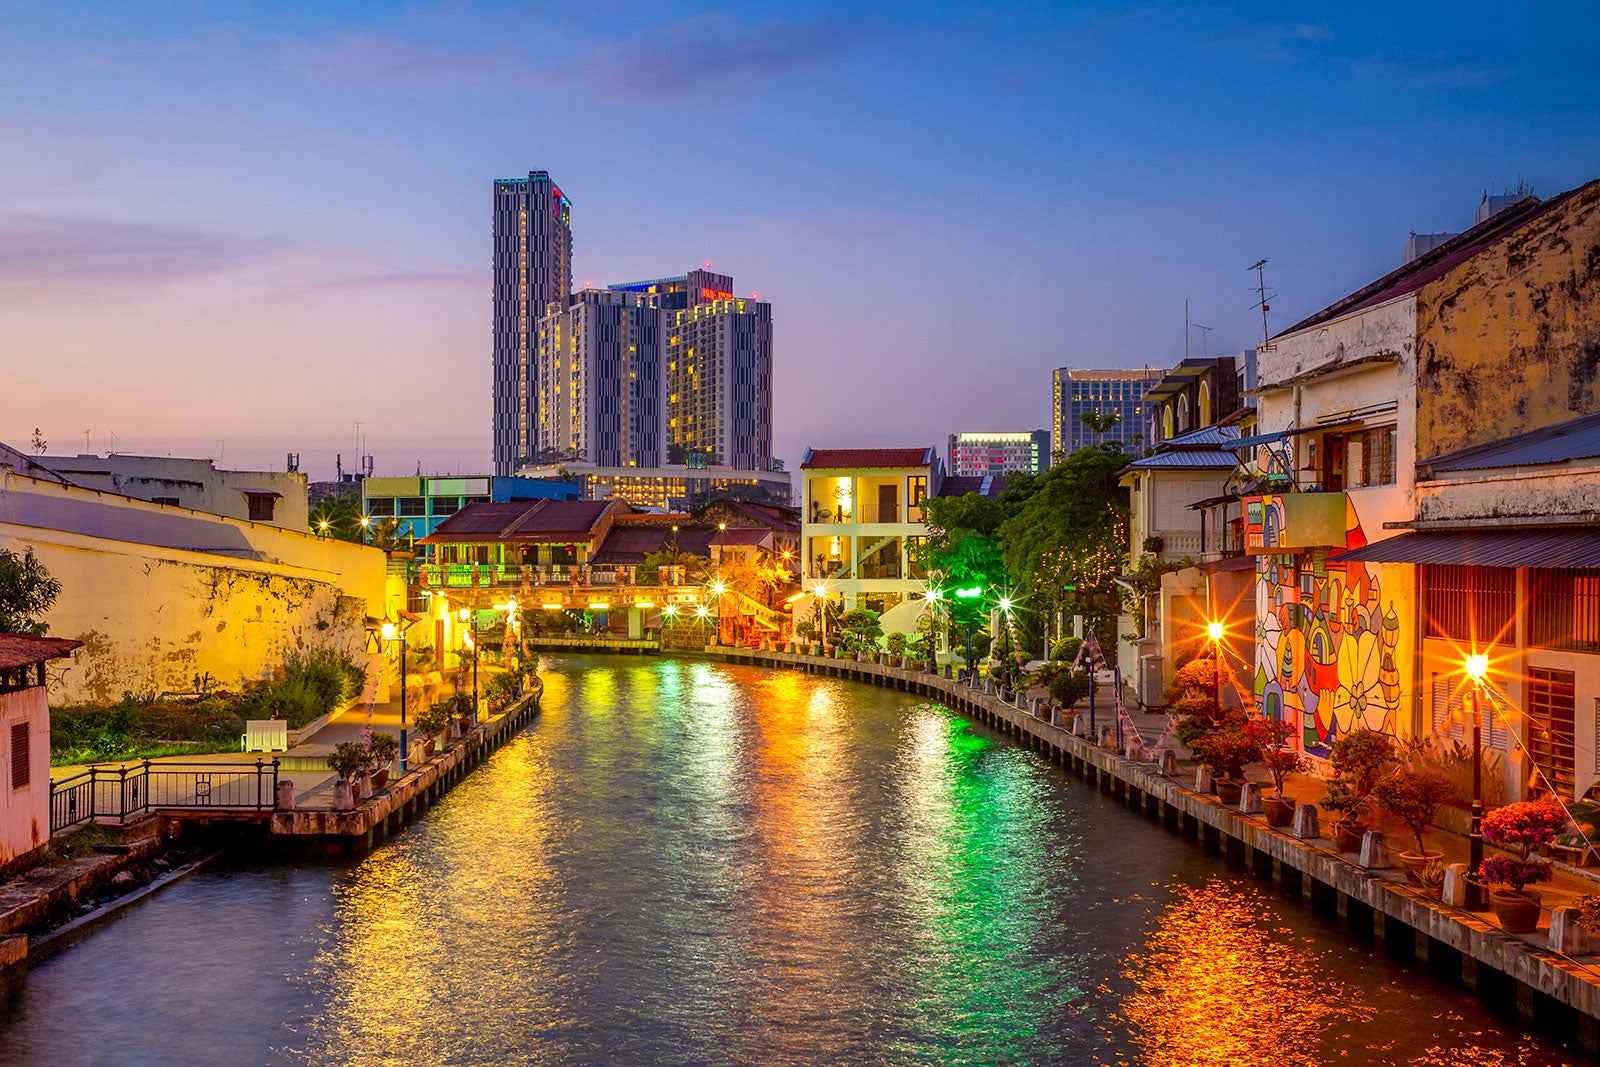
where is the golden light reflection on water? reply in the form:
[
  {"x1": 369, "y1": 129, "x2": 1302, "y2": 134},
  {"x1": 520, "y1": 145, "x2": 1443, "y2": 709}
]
[{"x1": 1113, "y1": 879, "x2": 1370, "y2": 1067}]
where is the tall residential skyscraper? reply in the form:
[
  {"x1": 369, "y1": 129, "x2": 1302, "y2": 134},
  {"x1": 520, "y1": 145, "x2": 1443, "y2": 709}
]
[
  {"x1": 611, "y1": 270, "x2": 773, "y2": 471},
  {"x1": 535, "y1": 289, "x2": 665, "y2": 468},
  {"x1": 492, "y1": 172, "x2": 573, "y2": 475},
  {"x1": 1051, "y1": 367, "x2": 1162, "y2": 457}
]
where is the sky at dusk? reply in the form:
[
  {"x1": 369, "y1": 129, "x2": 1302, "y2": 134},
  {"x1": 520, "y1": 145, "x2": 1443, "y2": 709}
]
[{"x1": 4, "y1": 2, "x2": 1599, "y2": 481}]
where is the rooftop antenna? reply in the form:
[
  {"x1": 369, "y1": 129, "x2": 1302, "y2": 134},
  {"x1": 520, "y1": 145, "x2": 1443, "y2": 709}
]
[
  {"x1": 108, "y1": 430, "x2": 117, "y2": 454},
  {"x1": 84, "y1": 429, "x2": 91, "y2": 452},
  {"x1": 1192, "y1": 323, "x2": 1213, "y2": 359},
  {"x1": 1247, "y1": 259, "x2": 1275, "y2": 349},
  {"x1": 1184, "y1": 299, "x2": 1189, "y2": 359}
]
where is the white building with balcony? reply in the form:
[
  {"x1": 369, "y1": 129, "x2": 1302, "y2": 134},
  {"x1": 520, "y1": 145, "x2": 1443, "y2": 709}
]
[{"x1": 799, "y1": 447, "x2": 943, "y2": 632}]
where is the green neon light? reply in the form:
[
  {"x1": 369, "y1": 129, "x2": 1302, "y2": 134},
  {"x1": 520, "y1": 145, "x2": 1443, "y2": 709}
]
[{"x1": 954, "y1": 587, "x2": 982, "y2": 598}]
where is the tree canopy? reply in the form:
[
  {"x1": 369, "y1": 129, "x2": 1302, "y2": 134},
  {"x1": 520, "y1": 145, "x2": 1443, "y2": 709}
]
[{"x1": 0, "y1": 547, "x2": 62, "y2": 635}]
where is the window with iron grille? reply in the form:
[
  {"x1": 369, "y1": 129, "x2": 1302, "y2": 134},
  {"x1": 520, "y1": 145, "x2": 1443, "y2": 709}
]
[
  {"x1": 1528, "y1": 668, "x2": 1576, "y2": 799},
  {"x1": 1530, "y1": 569, "x2": 1600, "y2": 653},
  {"x1": 11, "y1": 722, "x2": 28, "y2": 789},
  {"x1": 1422, "y1": 564, "x2": 1516, "y2": 644}
]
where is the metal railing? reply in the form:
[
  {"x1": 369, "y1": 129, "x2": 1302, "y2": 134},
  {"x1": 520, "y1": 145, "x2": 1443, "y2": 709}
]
[{"x1": 51, "y1": 759, "x2": 280, "y2": 834}]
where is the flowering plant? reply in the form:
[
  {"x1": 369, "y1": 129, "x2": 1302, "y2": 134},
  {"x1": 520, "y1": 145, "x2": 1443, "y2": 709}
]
[
  {"x1": 1477, "y1": 854, "x2": 1552, "y2": 894},
  {"x1": 1481, "y1": 799, "x2": 1568, "y2": 858},
  {"x1": 1248, "y1": 716, "x2": 1306, "y2": 798}
]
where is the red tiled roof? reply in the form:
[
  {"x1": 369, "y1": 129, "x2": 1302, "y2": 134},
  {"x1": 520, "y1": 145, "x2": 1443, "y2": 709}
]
[
  {"x1": 1282, "y1": 182, "x2": 1595, "y2": 336},
  {"x1": 0, "y1": 634, "x2": 82, "y2": 671},
  {"x1": 420, "y1": 499, "x2": 619, "y2": 544},
  {"x1": 801, "y1": 447, "x2": 934, "y2": 470}
]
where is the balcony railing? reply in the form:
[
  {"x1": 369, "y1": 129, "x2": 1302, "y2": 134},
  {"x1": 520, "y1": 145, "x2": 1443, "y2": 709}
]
[{"x1": 806, "y1": 505, "x2": 924, "y2": 525}]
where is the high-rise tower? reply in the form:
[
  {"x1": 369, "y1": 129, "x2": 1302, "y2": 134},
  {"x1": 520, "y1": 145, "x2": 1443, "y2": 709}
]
[
  {"x1": 492, "y1": 172, "x2": 572, "y2": 475},
  {"x1": 535, "y1": 289, "x2": 665, "y2": 469}
]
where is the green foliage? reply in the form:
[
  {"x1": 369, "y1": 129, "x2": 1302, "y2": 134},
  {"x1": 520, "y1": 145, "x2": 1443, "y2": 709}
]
[
  {"x1": 1372, "y1": 766, "x2": 1459, "y2": 855},
  {"x1": 885, "y1": 631, "x2": 907, "y2": 657},
  {"x1": 837, "y1": 608, "x2": 883, "y2": 652},
  {"x1": 366, "y1": 731, "x2": 400, "y2": 767},
  {"x1": 1319, "y1": 728, "x2": 1396, "y2": 822},
  {"x1": 1048, "y1": 668, "x2": 1090, "y2": 709},
  {"x1": 0, "y1": 547, "x2": 61, "y2": 635},
  {"x1": 327, "y1": 741, "x2": 368, "y2": 780},
  {"x1": 415, "y1": 700, "x2": 453, "y2": 737},
  {"x1": 1049, "y1": 636, "x2": 1083, "y2": 662},
  {"x1": 997, "y1": 445, "x2": 1131, "y2": 614},
  {"x1": 308, "y1": 492, "x2": 366, "y2": 542}
]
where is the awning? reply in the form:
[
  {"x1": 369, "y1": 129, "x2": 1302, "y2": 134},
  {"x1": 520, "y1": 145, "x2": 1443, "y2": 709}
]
[{"x1": 1331, "y1": 528, "x2": 1600, "y2": 569}]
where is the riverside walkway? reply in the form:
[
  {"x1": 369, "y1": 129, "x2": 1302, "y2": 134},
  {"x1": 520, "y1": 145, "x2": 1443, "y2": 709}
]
[{"x1": 712, "y1": 645, "x2": 1600, "y2": 1052}]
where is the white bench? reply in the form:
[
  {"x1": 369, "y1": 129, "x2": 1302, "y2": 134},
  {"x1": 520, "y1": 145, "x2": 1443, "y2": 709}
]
[{"x1": 242, "y1": 719, "x2": 289, "y2": 752}]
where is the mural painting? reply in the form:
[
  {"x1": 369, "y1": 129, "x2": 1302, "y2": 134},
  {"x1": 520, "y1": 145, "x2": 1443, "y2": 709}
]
[{"x1": 1248, "y1": 494, "x2": 1402, "y2": 757}]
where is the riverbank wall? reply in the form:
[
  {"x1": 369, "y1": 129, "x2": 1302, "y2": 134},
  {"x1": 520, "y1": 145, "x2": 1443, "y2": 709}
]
[
  {"x1": 711, "y1": 647, "x2": 1600, "y2": 1052},
  {"x1": 269, "y1": 687, "x2": 542, "y2": 853}
]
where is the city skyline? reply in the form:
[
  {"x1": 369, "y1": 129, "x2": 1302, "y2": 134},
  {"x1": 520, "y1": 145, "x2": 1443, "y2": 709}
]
[{"x1": 5, "y1": 3, "x2": 1600, "y2": 479}]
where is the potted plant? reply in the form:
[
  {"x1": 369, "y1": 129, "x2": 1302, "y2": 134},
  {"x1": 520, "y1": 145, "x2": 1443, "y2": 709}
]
[
  {"x1": 1575, "y1": 893, "x2": 1600, "y2": 948},
  {"x1": 415, "y1": 701, "x2": 452, "y2": 754},
  {"x1": 367, "y1": 731, "x2": 400, "y2": 789},
  {"x1": 1250, "y1": 716, "x2": 1305, "y2": 827},
  {"x1": 1191, "y1": 724, "x2": 1261, "y2": 805},
  {"x1": 1418, "y1": 859, "x2": 1448, "y2": 901},
  {"x1": 886, "y1": 631, "x2": 907, "y2": 667},
  {"x1": 1372, "y1": 766, "x2": 1458, "y2": 884},
  {"x1": 1319, "y1": 728, "x2": 1394, "y2": 852},
  {"x1": 1048, "y1": 668, "x2": 1089, "y2": 728},
  {"x1": 326, "y1": 740, "x2": 367, "y2": 810},
  {"x1": 1479, "y1": 799, "x2": 1567, "y2": 933}
]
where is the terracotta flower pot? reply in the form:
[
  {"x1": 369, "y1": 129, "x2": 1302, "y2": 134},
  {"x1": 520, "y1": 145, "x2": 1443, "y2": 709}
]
[
  {"x1": 1215, "y1": 779, "x2": 1244, "y2": 806},
  {"x1": 1489, "y1": 889, "x2": 1542, "y2": 933},
  {"x1": 1262, "y1": 796, "x2": 1295, "y2": 827},
  {"x1": 1332, "y1": 818, "x2": 1367, "y2": 853},
  {"x1": 1399, "y1": 850, "x2": 1444, "y2": 887}
]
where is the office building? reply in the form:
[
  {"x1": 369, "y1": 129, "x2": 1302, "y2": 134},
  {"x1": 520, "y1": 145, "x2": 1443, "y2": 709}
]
[
  {"x1": 1051, "y1": 367, "x2": 1162, "y2": 456},
  {"x1": 536, "y1": 289, "x2": 666, "y2": 469},
  {"x1": 492, "y1": 171, "x2": 573, "y2": 476},
  {"x1": 947, "y1": 431, "x2": 1049, "y2": 477},
  {"x1": 515, "y1": 461, "x2": 790, "y2": 511}
]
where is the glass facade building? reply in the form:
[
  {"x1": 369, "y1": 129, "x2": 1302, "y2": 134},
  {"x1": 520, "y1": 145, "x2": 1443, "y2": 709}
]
[{"x1": 1052, "y1": 368, "x2": 1163, "y2": 457}]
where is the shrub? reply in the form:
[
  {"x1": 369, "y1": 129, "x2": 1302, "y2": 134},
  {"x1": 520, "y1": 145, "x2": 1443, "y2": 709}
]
[
  {"x1": 1372, "y1": 767, "x2": 1458, "y2": 855},
  {"x1": 1320, "y1": 728, "x2": 1395, "y2": 824},
  {"x1": 415, "y1": 700, "x2": 453, "y2": 737},
  {"x1": 1478, "y1": 854, "x2": 1552, "y2": 894},
  {"x1": 886, "y1": 632, "x2": 907, "y2": 657},
  {"x1": 1482, "y1": 799, "x2": 1568, "y2": 858},
  {"x1": 837, "y1": 608, "x2": 883, "y2": 652},
  {"x1": 1190, "y1": 723, "x2": 1260, "y2": 781},
  {"x1": 367, "y1": 732, "x2": 400, "y2": 768},
  {"x1": 1049, "y1": 668, "x2": 1090, "y2": 709},
  {"x1": 326, "y1": 741, "x2": 367, "y2": 781},
  {"x1": 1250, "y1": 716, "x2": 1308, "y2": 798},
  {"x1": 1050, "y1": 636, "x2": 1083, "y2": 662}
]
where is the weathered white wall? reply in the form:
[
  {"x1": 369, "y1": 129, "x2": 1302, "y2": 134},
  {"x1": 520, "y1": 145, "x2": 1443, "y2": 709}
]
[
  {"x1": 38, "y1": 454, "x2": 309, "y2": 532},
  {"x1": 1417, "y1": 466, "x2": 1600, "y2": 523}
]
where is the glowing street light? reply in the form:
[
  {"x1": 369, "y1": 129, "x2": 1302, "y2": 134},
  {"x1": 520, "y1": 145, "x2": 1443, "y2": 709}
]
[
  {"x1": 1206, "y1": 619, "x2": 1225, "y2": 722},
  {"x1": 1463, "y1": 652, "x2": 1491, "y2": 909},
  {"x1": 380, "y1": 615, "x2": 417, "y2": 771}
]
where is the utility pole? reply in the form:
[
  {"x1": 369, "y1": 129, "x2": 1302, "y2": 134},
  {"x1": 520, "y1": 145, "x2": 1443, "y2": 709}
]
[{"x1": 1248, "y1": 259, "x2": 1274, "y2": 348}]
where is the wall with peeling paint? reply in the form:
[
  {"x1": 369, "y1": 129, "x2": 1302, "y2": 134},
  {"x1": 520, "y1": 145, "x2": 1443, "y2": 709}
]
[
  {"x1": 1415, "y1": 181, "x2": 1600, "y2": 459},
  {"x1": 0, "y1": 470, "x2": 384, "y2": 706}
]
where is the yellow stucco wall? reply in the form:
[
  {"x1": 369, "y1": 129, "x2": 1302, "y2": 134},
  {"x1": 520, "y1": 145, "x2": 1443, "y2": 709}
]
[{"x1": 1415, "y1": 180, "x2": 1600, "y2": 459}]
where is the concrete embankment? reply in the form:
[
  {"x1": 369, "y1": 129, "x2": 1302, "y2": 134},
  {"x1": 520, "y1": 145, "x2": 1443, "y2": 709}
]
[
  {"x1": 270, "y1": 687, "x2": 542, "y2": 852},
  {"x1": 712, "y1": 647, "x2": 1600, "y2": 1052}
]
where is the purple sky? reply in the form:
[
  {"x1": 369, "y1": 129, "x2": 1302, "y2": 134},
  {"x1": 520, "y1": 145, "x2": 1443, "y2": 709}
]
[{"x1": 4, "y1": 3, "x2": 1599, "y2": 480}]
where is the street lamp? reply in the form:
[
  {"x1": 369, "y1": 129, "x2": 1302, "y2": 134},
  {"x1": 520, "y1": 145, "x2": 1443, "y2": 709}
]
[
  {"x1": 459, "y1": 607, "x2": 478, "y2": 717},
  {"x1": 382, "y1": 615, "x2": 418, "y2": 772},
  {"x1": 1207, "y1": 620, "x2": 1226, "y2": 722},
  {"x1": 1464, "y1": 652, "x2": 1491, "y2": 909},
  {"x1": 954, "y1": 586, "x2": 982, "y2": 683}
]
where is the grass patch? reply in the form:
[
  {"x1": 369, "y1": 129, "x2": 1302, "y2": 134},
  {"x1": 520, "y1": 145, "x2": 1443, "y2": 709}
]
[{"x1": 39, "y1": 823, "x2": 119, "y2": 864}]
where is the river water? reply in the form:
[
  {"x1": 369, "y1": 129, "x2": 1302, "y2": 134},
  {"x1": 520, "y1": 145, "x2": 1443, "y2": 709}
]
[{"x1": 0, "y1": 656, "x2": 1587, "y2": 1066}]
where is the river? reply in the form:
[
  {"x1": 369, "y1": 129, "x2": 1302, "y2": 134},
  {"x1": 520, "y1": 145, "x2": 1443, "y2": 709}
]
[{"x1": 0, "y1": 656, "x2": 1586, "y2": 1065}]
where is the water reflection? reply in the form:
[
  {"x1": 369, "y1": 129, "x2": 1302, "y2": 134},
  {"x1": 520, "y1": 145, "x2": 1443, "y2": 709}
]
[{"x1": 0, "y1": 657, "x2": 1587, "y2": 1067}]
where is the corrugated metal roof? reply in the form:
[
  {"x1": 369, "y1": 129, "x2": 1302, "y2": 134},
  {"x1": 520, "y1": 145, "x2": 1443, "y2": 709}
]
[
  {"x1": 422, "y1": 499, "x2": 617, "y2": 543},
  {"x1": 1161, "y1": 425, "x2": 1240, "y2": 448},
  {"x1": 937, "y1": 475, "x2": 1008, "y2": 499},
  {"x1": 1125, "y1": 450, "x2": 1238, "y2": 470},
  {"x1": 1332, "y1": 528, "x2": 1600, "y2": 569},
  {"x1": 801, "y1": 447, "x2": 934, "y2": 470},
  {"x1": 0, "y1": 634, "x2": 82, "y2": 670},
  {"x1": 1423, "y1": 411, "x2": 1600, "y2": 472}
]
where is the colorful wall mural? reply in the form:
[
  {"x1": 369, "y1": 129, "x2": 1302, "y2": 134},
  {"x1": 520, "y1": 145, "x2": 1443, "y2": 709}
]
[{"x1": 1249, "y1": 494, "x2": 1403, "y2": 757}]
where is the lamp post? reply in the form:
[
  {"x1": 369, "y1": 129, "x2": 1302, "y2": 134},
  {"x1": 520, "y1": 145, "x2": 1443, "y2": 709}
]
[
  {"x1": 382, "y1": 616, "x2": 416, "y2": 772},
  {"x1": 1207, "y1": 620, "x2": 1225, "y2": 722},
  {"x1": 716, "y1": 522, "x2": 728, "y2": 646},
  {"x1": 813, "y1": 582, "x2": 829, "y2": 648},
  {"x1": 954, "y1": 586, "x2": 982, "y2": 684},
  {"x1": 1464, "y1": 652, "x2": 1490, "y2": 909},
  {"x1": 458, "y1": 607, "x2": 478, "y2": 716}
]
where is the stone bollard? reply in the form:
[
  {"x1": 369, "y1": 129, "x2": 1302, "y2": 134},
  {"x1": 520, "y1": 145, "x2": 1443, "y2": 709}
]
[
  {"x1": 1159, "y1": 750, "x2": 1179, "y2": 777},
  {"x1": 410, "y1": 738, "x2": 431, "y2": 768},
  {"x1": 1124, "y1": 739, "x2": 1145, "y2": 762},
  {"x1": 1549, "y1": 907, "x2": 1592, "y2": 954},
  {"x1": 1441, "y1": 862, "x2": 1470, "y2": 907},
  {"x1": 1194, "y1": 766, "x2": 1214, "y2": 793},
  {"x1": 1238, "y1": 782, "x2": 1264, "y2": 815},
  {"x1": 1072, "y1": 715, "x2": 1090, "y2": 738},
  {"x1": 983, "y1": 679, "x2": 994, "y2": 695},
  {"x1": 1292, "y1": 803, "x2": 1320, "y2": 839},
  {"x1": 1029, "y1": 697, "x2": 1040, "y2": 716},
  {"x1": 1098, "y1": 724, "x2": 1115, "y2": 748},
  {"x1": 1358, "y1": 830, "x2": 1391, "y2": 869},
  {"x1": 333, "y1": 779, "x2": 354, "y2": 811},
  {"x1": 276, "y1": 779, "x2": 296, "y2": 811}
]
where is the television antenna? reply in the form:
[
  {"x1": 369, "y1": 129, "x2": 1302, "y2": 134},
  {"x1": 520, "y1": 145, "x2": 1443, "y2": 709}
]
[
  {"x1": 1247, "y1": 259, "x2": 1275, "y2": 349},
  {"x1": 1191, "y1": 323, "x2": 1213, "y2": 358}
]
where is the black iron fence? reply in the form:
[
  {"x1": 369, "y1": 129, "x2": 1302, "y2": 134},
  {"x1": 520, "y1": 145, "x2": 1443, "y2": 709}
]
[{"x1": 51, "y1": 759, "x2": 280, "y2": 834}]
